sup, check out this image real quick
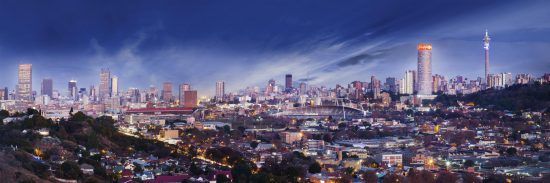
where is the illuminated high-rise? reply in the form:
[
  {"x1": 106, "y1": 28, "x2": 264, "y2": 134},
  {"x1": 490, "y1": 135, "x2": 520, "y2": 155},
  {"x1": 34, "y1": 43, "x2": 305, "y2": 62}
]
[
  {"x1": 399, "y1": 70, "x2": 415, "y2": 95},
  {"x1": 110, "y1": 76, "x2": 118, "y2": 97},
  {"x1": 162, "y1": 82, "x2": 173, "y2": 102},
  {"x1": 99, "y1": 68, "x2": 111, "y2": 99},
  {"x1": 179, "y1": 83, "x2": 191, "y2": 106},
  {"x1": 17, "y1": 64, "x2": 32, "y2": 101},
  {"x1": 417, "y1": 43, "x2": 433, "y2": 95},
  {"x1": 68, "y1": 80, "x2": 77, "y2": 99},
  {"x1": 215, "y1": 81, "x2": 225, "y2": 101}
]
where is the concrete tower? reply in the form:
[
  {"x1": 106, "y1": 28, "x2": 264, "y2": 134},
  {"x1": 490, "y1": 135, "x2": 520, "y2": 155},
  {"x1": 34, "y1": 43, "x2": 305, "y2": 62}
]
[
  {"x1": 483, "y1": 29, "x2": 491, "y2": 84},
  {"x1": 417, "y1": 43, "x2": 433, "y2": 95}
]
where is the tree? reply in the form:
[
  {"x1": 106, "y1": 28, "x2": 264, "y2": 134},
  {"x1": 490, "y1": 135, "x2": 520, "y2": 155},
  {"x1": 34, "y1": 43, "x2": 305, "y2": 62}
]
[
  {"x1": 435, "y1": 172, "x2": 458, "y2": 183},
  {"x1": 383, "y1": 173, "x2": 404, "y2": 183},
  {"x1": 462, "y1": 173, "x2": 481, "y2": 183},
  {"x1": 133, "y1": 163, "x2": 144, "y2": 174},
  {"x1": 250, "y1": 141, "x2": 259, "y2": 149},
  {"x1": 308, "y1": 162, "x2": 322, "y2": 174},
  {"x1": 189, "y1": 161, "x2": 203, "y2": 176},
  {"x1": 362, "y1": 171, "x2": 378, "y2": 183},
  {"x1": 58, "y1": 161, "x2": 83, "y2": 179},
  {"x1": 231, "y1": 160, "x2": 253, "y2": 183},
  {"x1": 26, "y1": 108, "x2": 40, "y2": 116},
  {"x1": 506, "y1": 147, "x2": 517, "y2": 156},
  {"x1": 464, "y1": 159, "x2": 475, "y2": 168},
  {"x1": 216, "y1": 174, "x2": 231, "y2": 183},
  {"x1": 0, "y1": 110, "x2": 9, "y2": 118}
]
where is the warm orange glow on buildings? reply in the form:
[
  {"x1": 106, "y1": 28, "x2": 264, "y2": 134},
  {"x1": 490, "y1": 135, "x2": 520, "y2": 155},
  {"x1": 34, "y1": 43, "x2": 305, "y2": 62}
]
[{"x1": 417, "y1": 43, "x2": 432, "y2": 50}]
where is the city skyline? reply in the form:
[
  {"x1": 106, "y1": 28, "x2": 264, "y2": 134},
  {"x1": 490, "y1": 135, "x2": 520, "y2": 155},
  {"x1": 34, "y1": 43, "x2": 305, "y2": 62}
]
[{"x1": 0, "y1": 1, "x2": 549, "y2": 95}]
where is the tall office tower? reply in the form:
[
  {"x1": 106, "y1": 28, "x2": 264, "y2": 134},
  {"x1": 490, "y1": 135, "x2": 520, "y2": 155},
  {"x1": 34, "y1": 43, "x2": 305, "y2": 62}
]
[
  {"x1": 265, "y1": 79, "x2": 276, "y2": 95},
  {"x1": 432, "y1": 74, "x2": 444, "y2": 93},
  {"x1": 17, "y1": 64, "x2": 33, "y2": 101},
  {"x1": 99, "y1": 68, "x2": 111, "y2": 99},
  {"x1": 483, "y1": 30, "x2": 491, "y2": 84},
  {"x1": 68, "y1": 80, "x2": 77, "y2": 99},
  {"x1": 285, "y1": 74, "x2": 292, "y2": 92},
  {"x1": 0, "y1": 88, "x2": 5, "y2": 100},
  {"x1": 399, "y1": 70, "x2": 416, "y2": 95},
  {"x1": 41, "y1": 78, "x2": 53, "y2": 98},
  {"x1": 111, "y1": 76, "x2": 119, "y2": 97},
  {"x1": 299, "y1": 82, "x2": 307, "y2": 95},
  {"x1": 162, "y1": 82, "x2": 173, "y2": 102},
  {"x1": 417, "y1": 43, "x2": 433, "y2": 95},
  {"x1": 371, "y1": 76, "x2": 381, "y2": 99},
  {"x1": 89, "y1": 85, "x2": 96, "y2": 101},
  {"x1": 179, "y1": 83, "x2": 191, "y2": 106},
  {"x1": 215, "y1": 81, "x2": 225, "y2": 101},
  {"x1": 183, "y1": 90, "x2": 198, "y2": 108},
  {"x1": 385, "y1": 77, "x2": 397, "y2": 94},
  {"x1": 3, "y1": 87, "x2": 7, "y2": 100}
]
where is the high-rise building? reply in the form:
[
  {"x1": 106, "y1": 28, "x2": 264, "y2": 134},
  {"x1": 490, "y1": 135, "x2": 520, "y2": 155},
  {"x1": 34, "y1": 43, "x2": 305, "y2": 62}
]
[
  {"x1": 68, "y1": 80, "x2": 77, "y2": 99},
  {"x1": 371, "y1": 76, "x2": 381, "y2": 99},
  {"x1": 483, "y1": 30, "x2": 491, "y2": 84},
  {"x1": 41, "y1": 78, "x2": 53, "y2": 98},
  {"x1": 266, "y1": 79, "x2": 276, "y2": 95},
  {"x1": 299, "y1": 82, "x2": 307, "y2": 95},
  {"x1": 0, "y1": 87, "x2": 7, "y2": 100},
  {"x1": 183, "y1": 90, "x2": 198, "y2": 108},
  {"x1": 285, "y1": 74, "x2": 292, "y2": 92},
  {"x1": 162, "y1": 82, "x2": 173, "y2": 102},
  {"x1": 17, "y1": 64, "x2": 32, "y2": 101},
  {"x1": 417, "y1": 43, "x2": 433, "y2": 95},
  {"x1": 111, "y1": 76, "x2": 119, "y2": 97},
  {"x1": 179, "y1": 83, "x2": 191, "y2": 106},
  {"x1": 216, "y1": 81, "x2": 225, "y2": 101},
  {"x1": 99, "y1": 68, "x2": 111, "y2": 99},
  {"x1": 432, "y1": 74, "x2": 444, "y2": 93},
  {"x1": 385, "y1": 77, "x2": 397, "y2": 94},
  {"x1": 89, "y1": 85, "x2": 96, "y2": 101},
  {"x1": 399, "y1": 70, "x2": 415, "y2": 95}
]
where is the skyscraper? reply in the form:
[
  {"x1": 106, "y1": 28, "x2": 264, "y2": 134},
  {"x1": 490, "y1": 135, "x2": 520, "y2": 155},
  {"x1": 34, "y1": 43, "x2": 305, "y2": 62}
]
[
  {"x1": 371, "y1": 76, "x2": 381, "y2": 99},
  {"x1": 399, "y1": 70, "x2": 415, "y2": 95},
  {"x1": 417, "y1": 43, "x2": 433, "y2": 95},
  {"x1": 285, "y1": 74, "x2": 292, "y2": 92},
  {"x1": 17, "y1": 64, "x2": 32, "y2": 101},
  {"x1": 385, "y1": 77, "x2": 397, "y2": 94},
  {"x1": 162, "y1": 82, "x2": 173, "y2": 102},
  {"x1": 215, "y1": 81, "x2": 225, "y2": 101},
  {"x1": 183, "y1": 90, "x2": 198, "y2": 108},
  {"x1": 99, "y1": 68, "x2": 111, "y2": 99},
  {"x1": 483, "y1": 30, "x2": 491, "y2": 84},
  {"x1": 111, "y1": 76, "x2": 119, "y2": 97},
  {"x1": 68, "y1": 80, "x2": 77, "y2": 99},
  {"x1": 179, "y1": 83, "x2": 191, "y2": 106},
  {"x1": 266, "y1": 79, "x2": 275, "y2": 95},
  {"x1": 41, "y1": 78, "x2": 53, "y2": 98}
]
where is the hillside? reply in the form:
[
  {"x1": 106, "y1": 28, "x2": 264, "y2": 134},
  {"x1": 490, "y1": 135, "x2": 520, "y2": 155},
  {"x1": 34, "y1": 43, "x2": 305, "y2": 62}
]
[
  {"x1": 433, "y1": 83, "x2": 550, "y2": 111},
  {"x1": 0, "y1": 110, "x2": 176, "y2": 182}
]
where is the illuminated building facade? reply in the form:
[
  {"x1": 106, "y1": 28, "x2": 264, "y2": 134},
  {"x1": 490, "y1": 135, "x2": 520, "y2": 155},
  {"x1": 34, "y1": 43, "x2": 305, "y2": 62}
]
[{"x1": 417, "y1": 43, "x2": 433, "y2": 95}]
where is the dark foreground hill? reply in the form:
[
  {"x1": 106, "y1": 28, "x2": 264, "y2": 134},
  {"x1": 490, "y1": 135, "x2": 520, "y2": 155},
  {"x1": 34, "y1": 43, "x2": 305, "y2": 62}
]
[{"x1": 433, "y1": 83, "x2": 550, "y2": 112}]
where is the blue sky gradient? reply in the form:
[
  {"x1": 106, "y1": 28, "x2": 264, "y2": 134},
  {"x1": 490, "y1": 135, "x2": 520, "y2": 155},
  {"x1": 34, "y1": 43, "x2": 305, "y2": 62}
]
[{"x1": 0, "y1": 0, "x2": 549, "y2": 96}]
